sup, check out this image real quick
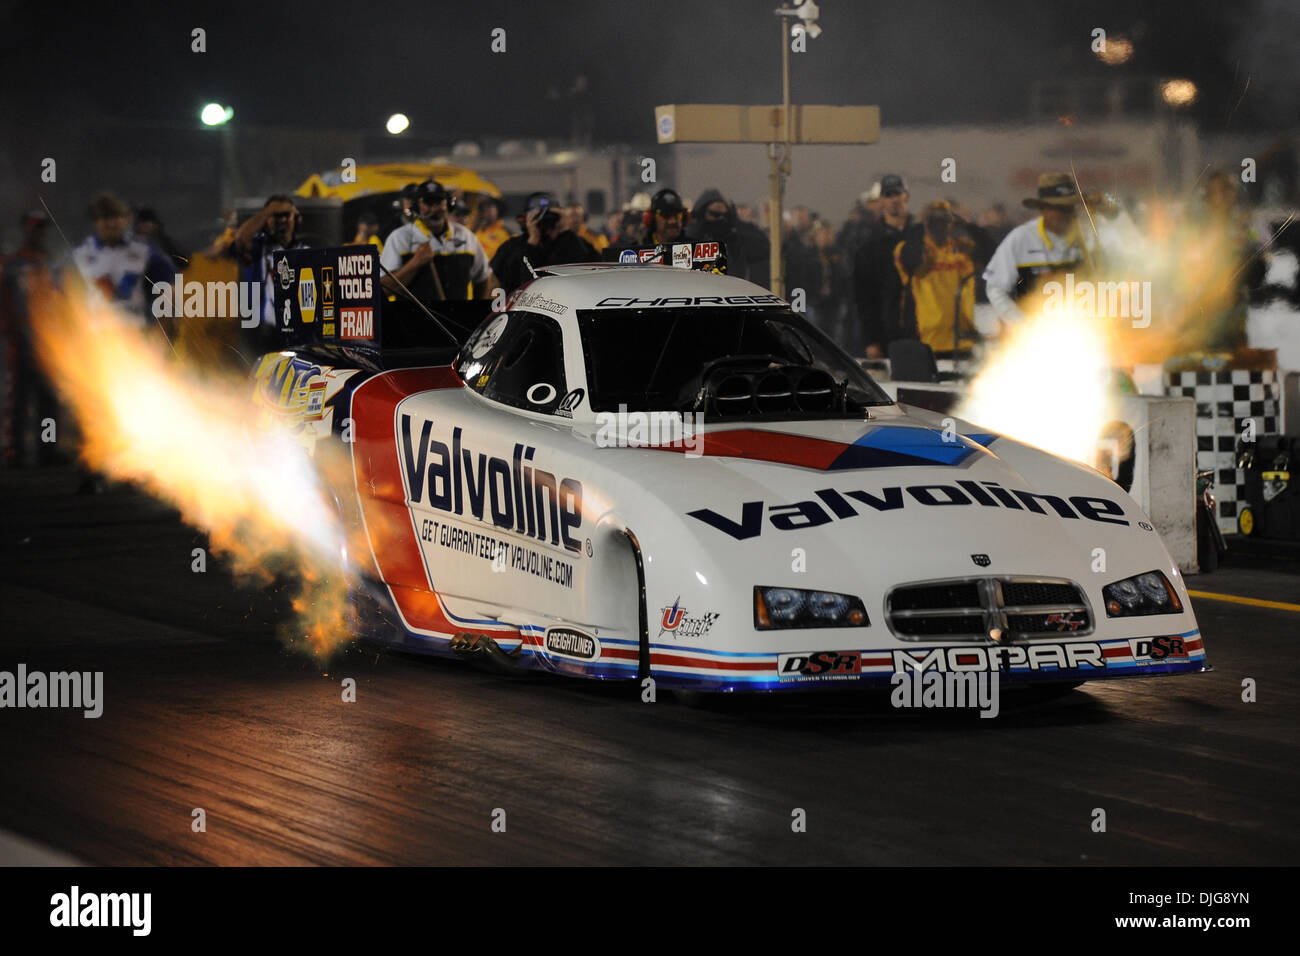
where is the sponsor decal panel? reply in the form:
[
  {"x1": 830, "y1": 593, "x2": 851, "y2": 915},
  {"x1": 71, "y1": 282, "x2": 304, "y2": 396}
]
[
  {"x1": 692, "y1": 241, "x2": 721, "y2": 262},
  {"x1": 320, "y1": 265, "x2": 335, "y2": 325},
  {"x1": 545, "y1": 627, "x2": 601, "y2": 661},
  {"x1": 1128, "y1": 635, "x2": 1191, "y2": 663},
  {"x1": 595, "y1": 293, "x2": 784, "y2": 307},
  {"x1": 415, "y1": 513, "x2": 578, "y2": 589},
  {"x1": 399, "y1": 413, "x2": 585, "y2": 556},
  {"x1": 252, "y1": 354, "x2": 359, "y2": 449},
  {"x1": 273, "y1": 246, "x2": 381, "y2": 344},
  {"x1": 341, "y1": 306, "x2": 374, "y2": 339},
  {"x1": 1046, "y1": 611, "x2": 1085, "y2": 632},
  {"x1": 892, "y1": 642, "x2": 1107, "y2": 673},
  {"x1": 657, "y1": 598, "x2": 720, "y2": 638},
  {"x1": 297, "y1": 267, "x2": 316, "y2": 323},
  {"x1": 276, "y1": 255, "x2": 295, "y2": 289},
  {"x1": 555, "y1": 388, "x2": 584, "y2": 419},
  {"x1": 689, "y1": 482, "x2": 1130, "y2": 540},
  {"x1": 513, "y1": 291, "x2": 566, "y2": 315},
  {"x1": 778, "y1": 650, "x2": 861, "y2": 682}
]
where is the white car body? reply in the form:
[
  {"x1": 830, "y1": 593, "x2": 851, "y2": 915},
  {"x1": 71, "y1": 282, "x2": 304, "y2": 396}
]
[{"x1": 265, "y1": 262, "x2": 1209, "y2": 691}]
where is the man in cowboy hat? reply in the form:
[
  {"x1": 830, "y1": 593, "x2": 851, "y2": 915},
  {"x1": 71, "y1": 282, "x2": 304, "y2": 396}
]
[{"x1": 983, "y1": 172, "x2": 1089, "y2": 326}]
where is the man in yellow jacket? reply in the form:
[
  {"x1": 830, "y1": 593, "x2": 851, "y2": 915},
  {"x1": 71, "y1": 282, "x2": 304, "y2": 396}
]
[{"x1": 893, "y1": 200, "x2": 977, "y2": 352}]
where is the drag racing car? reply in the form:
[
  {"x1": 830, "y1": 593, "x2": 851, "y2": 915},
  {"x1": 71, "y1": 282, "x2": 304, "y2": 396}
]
[{"x1": 255, "y1": 244, "x2": 1209, "y2": 692}]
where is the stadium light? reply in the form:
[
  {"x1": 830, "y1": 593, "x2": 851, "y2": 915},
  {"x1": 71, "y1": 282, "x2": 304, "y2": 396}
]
[
  {"x1": 1160, "y1": 79, "x2": 1197, "y2": 107},
  {"x1": 386, "y1": 113, "x2": 410, "y2": 135},
  {"x1": 200, "y1": 103, "x2": 233, "y2": 126}
]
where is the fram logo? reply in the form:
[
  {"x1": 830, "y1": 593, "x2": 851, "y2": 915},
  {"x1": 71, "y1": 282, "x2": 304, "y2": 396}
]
[
  {"x1": 341, "y1": 306, "x2": 374, "y2": 338},
  {"x1": 399, "y1": 415, "x2": 584, "y2": 554}
]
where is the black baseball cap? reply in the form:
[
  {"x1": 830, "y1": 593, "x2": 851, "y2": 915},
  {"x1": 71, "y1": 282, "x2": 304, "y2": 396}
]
[
  {"x1": 879, "y1": 174, "x2": 908, "y2": 197},
  {"x1": 651, "y1": 188, "x2": 685, "y2": 215},
  {"x1": 413, "y1": 180, "x2": 448, "y2": 204}
]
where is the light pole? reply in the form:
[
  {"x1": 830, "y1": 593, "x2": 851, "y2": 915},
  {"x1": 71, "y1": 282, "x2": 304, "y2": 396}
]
[
  {"x1": 200, "y1": 103, "x2": 239, "y2": 214},
  {"x1": 769, "y1": 2, "x2": 820, "y2": 298}
]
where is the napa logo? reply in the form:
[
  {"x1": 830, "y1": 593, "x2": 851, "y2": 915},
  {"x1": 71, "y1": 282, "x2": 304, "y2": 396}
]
[
  {"x1": 298, "y1": 267, "x2": 316, "y2": 324},
  {"x1": 399, "y1": 414, "x2": 585, "y2": 554}
]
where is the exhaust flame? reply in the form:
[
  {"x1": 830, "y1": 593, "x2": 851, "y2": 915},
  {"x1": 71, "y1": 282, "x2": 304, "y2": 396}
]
[
  {"x1": 30, "y1": 283, "x2": 357, "y2": 660},
  {"x1": 955, "y1": 304, "x2": 1117, "y2": 466}
]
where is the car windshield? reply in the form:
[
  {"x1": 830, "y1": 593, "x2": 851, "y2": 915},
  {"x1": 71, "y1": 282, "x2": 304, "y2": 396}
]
[{"x1": 577, "y1": 307, "x2": 894, "y2": 417}]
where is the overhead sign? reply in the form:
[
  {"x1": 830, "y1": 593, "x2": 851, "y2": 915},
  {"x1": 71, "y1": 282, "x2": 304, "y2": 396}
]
[{"x1": 654, "y1": 104, "x2": 881, "y2": 144}]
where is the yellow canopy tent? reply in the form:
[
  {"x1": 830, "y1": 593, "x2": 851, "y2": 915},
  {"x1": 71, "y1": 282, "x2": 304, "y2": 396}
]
[{"x1": 296, "y1": 163, "x2": 502, "y2": 201}]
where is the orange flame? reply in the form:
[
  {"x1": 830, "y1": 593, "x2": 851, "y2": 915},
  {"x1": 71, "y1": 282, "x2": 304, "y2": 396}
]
[{"x1": 29, "y1": 282, "x2": 358, "y2": 660}]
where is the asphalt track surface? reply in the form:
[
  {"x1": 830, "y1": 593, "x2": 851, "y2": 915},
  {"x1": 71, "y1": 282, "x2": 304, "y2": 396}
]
[{"x1": 1, "y1": 467, "x2": 1297, "y2": 866}]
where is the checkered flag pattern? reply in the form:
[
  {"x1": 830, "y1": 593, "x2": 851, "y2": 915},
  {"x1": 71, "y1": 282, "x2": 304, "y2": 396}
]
[{"x1": 1164, "y1": 370, "x2": 1280, "y2": 534}]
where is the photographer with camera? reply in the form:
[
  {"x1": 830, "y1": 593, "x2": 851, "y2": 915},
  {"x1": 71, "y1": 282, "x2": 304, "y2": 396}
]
[
  {"x1": 489, "y1": 192, "x2": 599, "y2": 293},
  {"x1": 232, "y1": 193, "x2": 309, "y2": 335}
]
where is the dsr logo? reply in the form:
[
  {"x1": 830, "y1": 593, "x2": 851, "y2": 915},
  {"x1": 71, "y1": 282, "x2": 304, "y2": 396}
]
[{"x1": 1131, "y1": 636, "x2": 1189, "y2": 661}]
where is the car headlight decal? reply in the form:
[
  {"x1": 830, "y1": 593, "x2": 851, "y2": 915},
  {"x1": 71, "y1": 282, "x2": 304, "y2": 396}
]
[
  {"x1": 754, "y1": 587, "x2": 868, "y2": 630},
  {"x1": 1103, "y1": 570, "x2": 1182, "y2": 617}
]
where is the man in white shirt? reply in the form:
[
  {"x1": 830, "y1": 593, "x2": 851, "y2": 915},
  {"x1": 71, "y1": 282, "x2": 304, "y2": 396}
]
[
  {"x1": 983, "y1": 173, "x2": 1089, "y2": 326},
  {"x1": 380, "y1": 180, "x2": 491, "y2": 302},
  {"x1": 70, "y1": 193, "x2": 173, "y2": 326}
]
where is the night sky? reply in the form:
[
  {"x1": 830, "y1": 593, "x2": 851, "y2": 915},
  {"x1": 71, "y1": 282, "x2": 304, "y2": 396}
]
[{"x1": 3, "y1": 0, "x2": 1297, "y2": 140}]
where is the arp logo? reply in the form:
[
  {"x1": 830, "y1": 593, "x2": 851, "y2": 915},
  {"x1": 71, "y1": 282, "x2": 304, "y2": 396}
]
[
  {"x1": 1130, "y1": 636, "x2": 1190, "y2": 661},
  {"x1": 692, "y1": 242, "x2": 720, "y2": 261},
  {"x1": 778, "y1": 651, "x2": 861, "y2": 680}
]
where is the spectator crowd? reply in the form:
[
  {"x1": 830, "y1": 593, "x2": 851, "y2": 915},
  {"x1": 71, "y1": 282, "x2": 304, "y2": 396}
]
[{"x1": 1, "y1": 163, "x2": 1286, "y2": 471}]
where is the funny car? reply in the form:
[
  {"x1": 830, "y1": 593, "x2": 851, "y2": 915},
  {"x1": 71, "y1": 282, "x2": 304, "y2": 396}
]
[{"x1": 254, "y1": 245, "x2": 1209, "y2": 692}]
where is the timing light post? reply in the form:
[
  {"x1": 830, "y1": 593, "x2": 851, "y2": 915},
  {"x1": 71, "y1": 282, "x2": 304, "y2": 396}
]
[{"x1": 654, "y1": 2, "x2": 878, "y2": 298}]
